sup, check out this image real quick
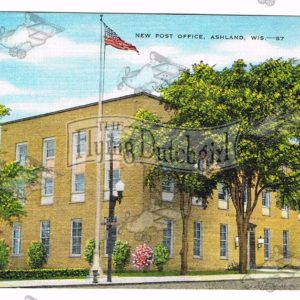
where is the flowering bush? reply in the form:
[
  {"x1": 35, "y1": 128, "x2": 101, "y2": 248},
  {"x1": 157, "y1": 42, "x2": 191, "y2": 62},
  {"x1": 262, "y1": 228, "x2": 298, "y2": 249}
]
[{"x1": 132, "y1": 244, "x2": 153, "y2": 271}]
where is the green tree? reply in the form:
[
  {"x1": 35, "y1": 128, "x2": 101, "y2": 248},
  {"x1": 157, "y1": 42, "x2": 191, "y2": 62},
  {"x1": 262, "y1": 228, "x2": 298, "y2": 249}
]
[
  {"x1": 0, "y1": 104, "x2": 42, "y2": 225},
  {"x1": 27, "y1": 241, "x2": 47, "y2": 269},
  {"x1": 0, "y1": 161, "x2": 43, "y2": 224},
  {"x1": 159, "y1": 58, "x2": 300, "y2": 273},
  {"x1": 123, "y1": 109, "x2": 217, "y2": 275},
  {"x1": 0, "y1": 239, "x2": 9, "y2": 270}
]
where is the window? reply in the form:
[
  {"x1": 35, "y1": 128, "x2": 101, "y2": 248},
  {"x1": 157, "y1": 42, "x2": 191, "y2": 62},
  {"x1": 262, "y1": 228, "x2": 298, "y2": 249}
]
[
  {"x1": 106, "y1": 126, "x2": 120, "y2": 152},
  {"x1": 162, "y1": 171, "x2": 174, "y2": 193},
  {"x1": 283, "y1": 230, "x2": 289, "y2": 259},
  {"x1": 218, "y1": 183, "x2": 228, "y2": 201},
  {"x1": 106, "y1": 169, "x2": 120, "y2": 191},
  {"x1": 12, "y1": 223, "x2": 21, "y2": 256},
  {"x1": 40, "y1": 221, "x2": 50, "y2": 257},
  {"x1": 264, "y1": 228, "x2": 271, "y2": 259},
  {"x1": 220, "y1": 224, "x2": 228, "y2": 258},
  {"x1": 16, "y1": 143, "x2": 27, "y2": 165},
  {"x1": 105, "y1": 216, "x2": 117, "y2": 255},
  {"x1": 16, "y1": 184, "x2": 26, "y2": 202},
  {"x1": 75, "y1": 131, "x2": 86, "y2": 155},
  {"x1": 74, "y1": 174, "x2": 85, "y2": 193},
  {"x1": 44, "y1": 138, "x2": 55, "y2": 159},
  {"x1": 44, "y1": 177, "x2": 54, "y2": 196},
  {"x1": 71, "y1": 219, "x2": 82, "y2": 256},
  {"x1": 262, "y1": 191, "x2": 270, "y2": 208},
  {"x1": 193, "y1": 222, "x2": 203, "y2": 257},
  {"x1": 163, "y1": 219, "x2": 173, "y2": 256}
]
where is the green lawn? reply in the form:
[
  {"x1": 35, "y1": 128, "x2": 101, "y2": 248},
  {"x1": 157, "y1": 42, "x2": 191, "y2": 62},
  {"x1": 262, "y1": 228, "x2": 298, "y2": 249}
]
[{"x1": 113, "y1": 270, "x2": 239, "y2": 277}]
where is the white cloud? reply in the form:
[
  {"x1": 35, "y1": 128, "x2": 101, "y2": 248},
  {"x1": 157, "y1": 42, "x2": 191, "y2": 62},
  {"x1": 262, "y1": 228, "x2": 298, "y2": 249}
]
[
  {"x1": 0, "y1": 81, "x2": 35, "y2": 96},
  {"x1": 178, "y1": 38, "x2": 300, "y2": 69},
  {"x1": 0, "y1": 36, "x2": 99, "y2": 63},
  {"x1": 25, "y1": 36, "x2": 99, "y2": 62},
  {"x1": 7, "y1": 96, "x2": 98, "y2": 114},
  {"x1": 108, "y1": 45, "x2": 181, "y2": 65}
]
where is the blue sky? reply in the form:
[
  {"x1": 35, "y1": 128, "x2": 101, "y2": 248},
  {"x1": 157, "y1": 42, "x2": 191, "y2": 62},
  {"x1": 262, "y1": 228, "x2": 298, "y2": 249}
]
[{"x1": 1, "y1": 12, "x2": 300, "y2": 122}]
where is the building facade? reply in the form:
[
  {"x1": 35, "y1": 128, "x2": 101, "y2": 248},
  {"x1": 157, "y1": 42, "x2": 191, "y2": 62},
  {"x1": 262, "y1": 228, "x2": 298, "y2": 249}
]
[{"x1": 0, "y1": 93, "x2": 299, "y2": 271}]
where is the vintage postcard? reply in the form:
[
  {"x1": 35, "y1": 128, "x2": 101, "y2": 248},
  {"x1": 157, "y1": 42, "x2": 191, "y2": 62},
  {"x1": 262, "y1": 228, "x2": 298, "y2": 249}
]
[{"x1": 0, "y1": 1, "x2": 299, "y2": 299}]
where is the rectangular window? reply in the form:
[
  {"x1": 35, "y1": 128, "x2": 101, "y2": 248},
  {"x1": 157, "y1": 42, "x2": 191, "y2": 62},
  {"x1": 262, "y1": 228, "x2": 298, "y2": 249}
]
[
  {"x1": 106, "y1": 169, "x2": 121, "y2": 191},
  {"x1": 163, "y1": 219, "x2": 173, "y2": 256},
  {"x1": 12, "y1": 223, "x2": 21, "y2": 256},
  {"x1": 162, "y1": 171, "x2": 174, "y2": 193},
  {"x1": 16, "y1": 143, "x2": 27, "y2": 165},
  {"x1": 44, "y1": 177, "x2": 54, "y2": 196},
  {"x1": 283, "y1": 230, "x2": 289, "y2": 259},
  {"x1": 16, "y1": 184, "x2": 26, "y2": 202},
  {"x1": 105, "y1": 216, "x2": 117, "y2": 255},
  {"x1": 193, "y1": 221, "x2": 203, "y2": 257},
  {"x1": 264, "y1": 228, "x2": 271, "y2": 259},
  {"x1": 75, "y1": 131, "x2": 86, "y2": 155},
  {"x1": 44, "y1": 138, "x2": 55, "y2": 159},
  {"x1": 106, "y1": 126, "x2": 120, "y2": 152},
  {"x1": 71, "y1": 219, "x2": 82, "y2": 256},
  {"x1": 262, "y1": 191, "x2": 270, "y2": 208},
  {"x1": 40, "y1": 221, "x2": 50, "y2": 257},
  {"x1": 218, "y1": 183, "x2": 228, "y2": 201},
  {"x1": 74, "y1": 174, "x2": 85, "y2": 193},
  {"x1": 220, "y1": 224, "x2": 228, "y2": 258}
]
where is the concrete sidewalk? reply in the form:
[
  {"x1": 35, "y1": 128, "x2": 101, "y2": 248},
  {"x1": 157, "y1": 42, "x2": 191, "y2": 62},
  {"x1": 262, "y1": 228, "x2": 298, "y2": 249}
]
[{"x1": 0, "y1": 269, "x2": 300, "y2": 288}]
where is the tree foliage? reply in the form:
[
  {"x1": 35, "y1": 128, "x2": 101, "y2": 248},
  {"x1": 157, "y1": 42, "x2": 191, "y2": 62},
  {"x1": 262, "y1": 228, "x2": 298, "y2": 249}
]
[
  {"x1": 159, "y1": 58, "x2": 300, "y2": 273},
  {"x1": 0, "y1": 161, "x2": 43, "y2": 224}
]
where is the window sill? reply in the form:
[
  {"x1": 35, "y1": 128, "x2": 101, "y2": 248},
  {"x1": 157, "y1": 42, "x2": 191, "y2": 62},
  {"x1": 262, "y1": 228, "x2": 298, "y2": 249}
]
[
  {"x1": 220, "y1": 257, "x2": 229, "y2": 260},
  {"x1": 70, "y1": 255, "x2": 82, "y2": 258},
  {"x1": 11, "y1": 254, "x2": 22, "y2": 257},
  {"x1": 193, "y1": 256, "x2": 203, "y2": 260}
]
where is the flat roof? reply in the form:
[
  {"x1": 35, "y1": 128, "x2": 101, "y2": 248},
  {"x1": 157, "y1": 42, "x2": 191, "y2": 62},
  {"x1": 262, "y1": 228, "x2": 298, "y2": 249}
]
[{"x1": 0, "y1": 92, "x2": 162, "y2": 125}]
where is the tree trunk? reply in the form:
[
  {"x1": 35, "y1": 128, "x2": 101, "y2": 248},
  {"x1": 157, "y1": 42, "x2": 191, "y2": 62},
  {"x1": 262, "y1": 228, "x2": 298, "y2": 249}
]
[
  {"x1": 179, "y1": 191, "x2": 191, "y2": 275},
  {"x1": 237, "y1": 218, "x2": 249, "y2": 274},
  {"x1": 180, "y1": 213, "x2": 189, "y2": 275}
]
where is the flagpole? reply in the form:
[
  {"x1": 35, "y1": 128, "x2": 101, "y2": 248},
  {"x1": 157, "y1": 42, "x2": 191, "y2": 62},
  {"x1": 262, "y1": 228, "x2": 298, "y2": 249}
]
[{"x1": 91, "y1": 13, "x2": 105, "y2": 281}]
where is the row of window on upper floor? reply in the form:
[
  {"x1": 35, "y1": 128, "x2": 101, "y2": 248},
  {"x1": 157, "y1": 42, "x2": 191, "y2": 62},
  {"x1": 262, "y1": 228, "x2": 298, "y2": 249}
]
[
  {"x1": 162, "y1": 173, "x2": 292, "y2": 218},
  {"x1": 13, "y1": 135, "x2": 292, "y2": 216}
]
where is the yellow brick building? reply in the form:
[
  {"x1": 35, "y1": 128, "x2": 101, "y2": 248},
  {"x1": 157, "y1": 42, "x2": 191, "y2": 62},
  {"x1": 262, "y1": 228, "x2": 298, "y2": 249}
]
[{"x1": 0, "y1": 93, "x2": 299, "y2": 271}]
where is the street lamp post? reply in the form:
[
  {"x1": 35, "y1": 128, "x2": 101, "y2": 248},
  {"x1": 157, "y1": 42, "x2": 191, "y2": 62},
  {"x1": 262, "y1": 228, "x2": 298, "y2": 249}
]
[{"x1": 107, "y1": 130, "x2": 125, "y2": 282}]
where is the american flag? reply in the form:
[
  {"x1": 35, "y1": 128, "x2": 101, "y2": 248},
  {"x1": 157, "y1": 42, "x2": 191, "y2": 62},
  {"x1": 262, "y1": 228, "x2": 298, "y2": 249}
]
[{"x1": 104, "y1": 22, "x2": 139, "y2": 54}]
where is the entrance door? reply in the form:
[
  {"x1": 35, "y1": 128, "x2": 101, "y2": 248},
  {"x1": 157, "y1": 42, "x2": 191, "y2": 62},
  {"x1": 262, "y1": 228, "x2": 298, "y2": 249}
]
[{"x1": 249, "y1": 225, "x2": 256, "y2": 269}]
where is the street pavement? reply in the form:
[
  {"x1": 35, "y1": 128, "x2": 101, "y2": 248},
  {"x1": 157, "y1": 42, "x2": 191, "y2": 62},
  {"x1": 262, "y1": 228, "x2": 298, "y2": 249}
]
[{"x1": 0, "y1": 269, "x2": 299, "y2": 288}]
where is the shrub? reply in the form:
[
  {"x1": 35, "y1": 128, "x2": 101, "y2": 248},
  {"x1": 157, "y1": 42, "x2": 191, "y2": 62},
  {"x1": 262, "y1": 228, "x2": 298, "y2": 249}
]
[
  {"x1": 227, "y1": 261, "x2": 239, "y2": 271},
  {"x1": 27, "y1": 241, "x2": 47, "y2": 269},
  {"x1": 153, "y1": 244, "x2": 169, "y2": 272},
  {"x1": 132, "y1": 244, "x2": 153, "y2": 271},
  {"x1": 83, "y1": 239, "x2": 95, "y2": 265},
  {"x1": 112, "y1": 240, "x2": 131, "y2": 273},
  {"x1": 0, "y1": 239, "x2": 9, "y2": 270},
  {"x1": 0, "y1": 268, "x2": 89, "y2": 280}
]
